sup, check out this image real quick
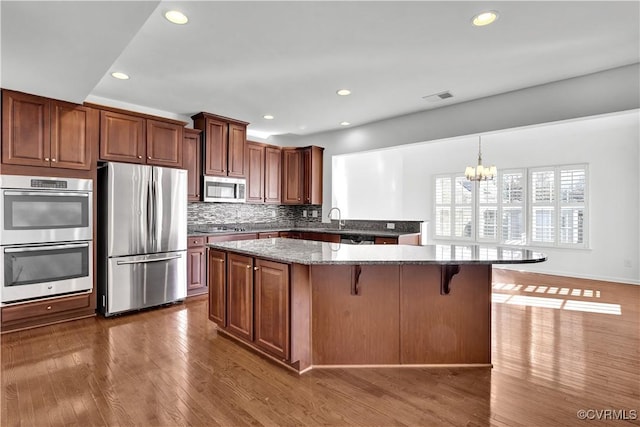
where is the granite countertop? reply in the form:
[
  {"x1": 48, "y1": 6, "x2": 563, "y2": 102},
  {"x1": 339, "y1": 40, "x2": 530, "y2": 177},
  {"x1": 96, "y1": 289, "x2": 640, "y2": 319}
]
[
  {"x1": 188, "y1": 226, "x2": 419, "y2": 238},
  {"x1": 207, "y1": 238, "x2": 547, "y2": 265}
]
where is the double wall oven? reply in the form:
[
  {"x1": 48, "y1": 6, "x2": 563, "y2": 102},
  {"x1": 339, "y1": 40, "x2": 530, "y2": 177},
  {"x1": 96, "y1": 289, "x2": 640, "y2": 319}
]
[{"x1": 0, "y1": 175, "x2": 93, "y2": 304}]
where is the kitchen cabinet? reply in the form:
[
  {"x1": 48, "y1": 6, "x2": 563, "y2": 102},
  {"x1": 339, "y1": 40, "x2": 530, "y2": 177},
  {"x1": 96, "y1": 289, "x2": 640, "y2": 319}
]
[
  {"x1": 208, "y1": 250, "x2": 291, "y2": 360},
  {"x1": 254, "y1": 258, "x2": 290, "y2": 360},
  {"x1": 246, "y1": 141, "x2": 265, "y2": 202},
  {"x1": 282, "y1": 146, "x2": 323, "y2": 205},
  {"x1": 264, "y1": 146, "x2": 282, "y2": 203},
  {"x1": 2, "y1": 90, "x2": 97, "y2": 171},
  {"x1": 192, "y1": 112, "x2": 248, "y2": 178},
  {"x1": 226, "y1": 253, "x2": 254, "y2": 341},
  {"x1": 208, "y1": 249, "x2": 226, "y2": 327},
  {"x1": 184, "y1": 128, "x2": 202, "y2": 201},
  {"x1": 300, "y1": 232, "x2": 340, "y2": 243},
  {"x1": 247, "y1": 141, "x2": 282, "y2": 204},
  {"x1": 187, "y1": 236, "x2": 207, "y2": 296},
  {"x1": 258, "y1": 231, "x2": 280, "y2": 239},
  {"x1": 99, "y1": 109, "x2": 183, "y2": 168}
]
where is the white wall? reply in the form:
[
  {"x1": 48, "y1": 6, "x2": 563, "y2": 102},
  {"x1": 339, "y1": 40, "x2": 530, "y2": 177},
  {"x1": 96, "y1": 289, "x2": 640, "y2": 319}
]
[
  {"x1": 270, "y1": 64, "x2": 640, "y2": 284},
  {"x1": 331, "y1": 111, "x2": 639, "y2": 285}
]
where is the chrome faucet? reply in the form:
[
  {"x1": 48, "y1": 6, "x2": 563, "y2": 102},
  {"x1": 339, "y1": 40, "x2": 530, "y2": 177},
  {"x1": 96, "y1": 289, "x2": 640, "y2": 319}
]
[{"x1": 327, "y1": 207, "x2": 345, "y2": 229}]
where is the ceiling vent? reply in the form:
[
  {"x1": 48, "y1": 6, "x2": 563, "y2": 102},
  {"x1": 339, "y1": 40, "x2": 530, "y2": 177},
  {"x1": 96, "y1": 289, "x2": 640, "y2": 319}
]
[{"x1": 422, "y1": 91, "x2": 454, "y2": 103}]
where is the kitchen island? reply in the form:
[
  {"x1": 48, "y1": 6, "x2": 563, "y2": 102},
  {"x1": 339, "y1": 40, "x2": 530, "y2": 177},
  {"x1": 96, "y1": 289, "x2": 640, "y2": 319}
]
[{"x1": 207, "y1": 238, "x2": 546, "y2": 373}]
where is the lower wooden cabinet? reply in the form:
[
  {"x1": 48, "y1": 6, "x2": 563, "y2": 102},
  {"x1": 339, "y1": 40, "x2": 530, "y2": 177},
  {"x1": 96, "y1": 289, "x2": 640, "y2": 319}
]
[
  {"x1": 208, "y1": 250, "x2": 291, "y2": 361},
  {"x1": 187, "y1": 236, "x2": 207, "y2": 296},
  {"x1": 254, "y1": 259, "x2": 290, "y2": 360}
]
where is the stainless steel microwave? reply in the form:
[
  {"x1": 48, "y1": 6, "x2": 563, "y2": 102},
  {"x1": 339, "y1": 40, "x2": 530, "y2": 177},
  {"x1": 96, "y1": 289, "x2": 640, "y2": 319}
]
[{"x1": 203, "y1": 176, "x2": 246, "y2": 203}]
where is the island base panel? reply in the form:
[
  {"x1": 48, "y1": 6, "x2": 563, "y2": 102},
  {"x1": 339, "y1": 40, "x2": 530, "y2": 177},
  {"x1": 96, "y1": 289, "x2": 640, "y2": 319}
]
[
  {"x1": 400, "y1": 264, "x2": 491, "y2": 364},
  {"x1": 311, "y1": 265, "x2": 401, "y2": 365}
]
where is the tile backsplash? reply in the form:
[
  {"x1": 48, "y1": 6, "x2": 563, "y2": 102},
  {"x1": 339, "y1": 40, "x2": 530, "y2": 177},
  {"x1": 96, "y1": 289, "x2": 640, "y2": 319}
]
[{"x1": 188, "y1": 202, "x2": 323, "y2": 226}]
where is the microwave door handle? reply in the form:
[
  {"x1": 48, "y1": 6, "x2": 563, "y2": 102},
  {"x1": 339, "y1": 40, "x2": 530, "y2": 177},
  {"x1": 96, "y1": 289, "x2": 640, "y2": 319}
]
[
  {"x1": 3, "y1": 191, "x2": 89, "y2": 197},
  {"x1": 4, "y1": 243, "x2": 89, "y2": 253}
]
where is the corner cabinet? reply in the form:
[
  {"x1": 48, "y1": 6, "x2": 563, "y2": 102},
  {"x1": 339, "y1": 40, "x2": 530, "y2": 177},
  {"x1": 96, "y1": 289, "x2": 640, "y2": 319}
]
[
  {"x1": 208, "y1": 251, "x2": 291, "y2": 361},
  {"x1": 192, "y1": 112, "x2": 248, "y2": 178},
  {"x1": 282, "y1": 146, "x2": 323, "y2": 205},
  {"x1": 2, "y1": 89, "x2": 97, "y2": 171},
  {"x1": 184, "y1": 128, "x2": 202, "y2": 201},
  {"x1": 98, "y1": 107, "x2": 184, "y2": 168}
]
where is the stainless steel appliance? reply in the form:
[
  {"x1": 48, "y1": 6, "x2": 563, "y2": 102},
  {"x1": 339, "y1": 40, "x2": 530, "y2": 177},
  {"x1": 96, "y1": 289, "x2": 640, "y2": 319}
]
[
  {"x1": 0, "y1": 175, "x2": 93, "y2": 304},
  {"x1": 203, "y1": 176, "x2": 246, "y2": 203},
  {"x1": 98, "y1": 162, "x2": 187, "y2": 316}
]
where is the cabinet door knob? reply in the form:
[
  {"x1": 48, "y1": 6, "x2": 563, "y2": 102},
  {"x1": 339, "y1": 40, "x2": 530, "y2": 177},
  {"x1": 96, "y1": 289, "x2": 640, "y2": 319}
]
[
  {"x1": 246, "y1": 265, "x2": 251, "y2": 269},
  {"x1": 46, "y1": 306, "x2": 52, "y2": 310},
  {"x1": 147, "y1": 156, "x2": 151, "y2": 160},
  {"x1": 51, "y1": 158, "x2": 56, "y2": 162},
  {"x1": 254, "y1": 267, "x2": 259, "y2": 271},
  {"x1": 138, "y1": 155, "x2": 143, "y2": 159},
  {"x1": 44, "y1": 157, "x2": 50, "y2": 161}
]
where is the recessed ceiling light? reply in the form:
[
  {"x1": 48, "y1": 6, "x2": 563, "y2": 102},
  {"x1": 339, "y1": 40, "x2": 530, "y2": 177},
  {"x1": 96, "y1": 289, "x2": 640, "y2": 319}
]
[
  {"x1": 472, "y1": 11, "x2": 499, "y2": 27},
  {"x1": 336, "y1": 89, "x2": 351, "y2": 96},
  {"x1": 111, "y1": 72, "x2": 129, "y2": 80},
  {"x1": 340, "y1": 121, "x2": 351, "y2": 126},
  {"x1": 263, "y1": 115, "x2": 274, "y2": 120},
  {"x1": 165, "y1": 10, "x2": 188, "y2": 25}
]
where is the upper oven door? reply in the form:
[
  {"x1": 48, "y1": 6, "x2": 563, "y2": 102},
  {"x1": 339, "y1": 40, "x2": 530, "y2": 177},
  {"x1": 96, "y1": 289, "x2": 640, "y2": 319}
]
[{"x1": 1, "y1": 189, "x2": 92, "y2": 245}]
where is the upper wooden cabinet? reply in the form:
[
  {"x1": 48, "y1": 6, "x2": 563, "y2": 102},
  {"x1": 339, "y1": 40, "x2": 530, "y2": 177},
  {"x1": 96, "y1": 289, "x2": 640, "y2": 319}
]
[
  {"x1": 184, "y1": 128, "x2": 202, "y2": 201},
  {"x1": 246, "y1": 141, "x2": 282, "y2": 204},
  {"x1": 2, "y1": 90, "x2": 97, "y2": 171},
  {"x1": 246, "y1": 141, "x2": 265, "y2": 203},
  {"x1": 192, "y1": 112, "x2": 248, "y2": 178},
  {"x1": 98, "y1": 107, "x2": 184, "y2": 168},
  {"x1": 282, "y1": 146, "x2": 323, "y2": 205}
]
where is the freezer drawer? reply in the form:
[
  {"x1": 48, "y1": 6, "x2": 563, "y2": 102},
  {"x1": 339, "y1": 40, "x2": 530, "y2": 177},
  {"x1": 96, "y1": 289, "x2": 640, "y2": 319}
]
[{"x1": 103, "y1": 251, "x2": 186, "y2": 316}]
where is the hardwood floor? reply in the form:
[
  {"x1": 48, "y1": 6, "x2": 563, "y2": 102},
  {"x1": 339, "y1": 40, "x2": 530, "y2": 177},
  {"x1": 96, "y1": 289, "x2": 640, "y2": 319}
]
[{"x1": 2, "y1": 269, "x2": 638, "y2": 426}]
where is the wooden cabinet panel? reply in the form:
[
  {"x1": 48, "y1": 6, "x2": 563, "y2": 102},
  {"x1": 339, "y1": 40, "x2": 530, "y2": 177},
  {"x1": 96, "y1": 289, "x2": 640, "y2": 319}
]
[
  {"x1": 1, "y1": 293, "x2": 91, "y2": 323},
  {"x1": 203, "y1": 118, "x2": 227, "y2": 176},
  {"x1": 311, "y1": 265, "x2": 400, "y2": 365},
  {"x1": 2, "y1": 90, "x2": 50, "y2": 167},
  {"x1": 374, "y1": 237, "x2": 398, "y2": 245},
  {"x1": 282, "y1": 148, "x2": 303, "y2": 204},
  {"x1": 254, "y1": 259, "x2": 290, "y2": 360},
  {"x1": 184, "y1": 128, "x2": 202, "y2": 201},
  {"x1": 146, "y1": 119, "x2": 183, "y2": 168},
  {"x1": 51, "y1": 102, "x2": 97, "y2": 170},
  {"x1": 99, "y1": 110, "x2": 146, "y2": 163},
  {"x1": 226, "y1": 253, "x2": 254, "y2": 341},
  {"x1": 400, "y1": 265, "x2": 491, "y2": 364},
  {"x1": 264, "y1": 146, "x2": 282, "y2": 204},
  {"x1": 227, "y1": 123, "x2": 246, "y2": 177},
  {"x1": 300, "y1": 232, "x2": 340, "y2": 243},
  {"x1": 302, "y1": 146, "x2": 323, "y2": 204},
  {"x1": 208, "y1": 250, "x2": 226, "y2": 327},
  {"x1": 246, "y1": 141, "x2": 265, "y2": 202},
  {"x1": 187, "y1": 246, "x2": 206, "y2": 292}
]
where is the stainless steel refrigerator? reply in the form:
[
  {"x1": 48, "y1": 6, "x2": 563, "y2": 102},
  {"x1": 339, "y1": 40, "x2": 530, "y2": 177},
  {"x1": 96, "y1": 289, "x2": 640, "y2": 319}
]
[{"x1": 98, "y1": 162, "x2": 187, "y2": 316}]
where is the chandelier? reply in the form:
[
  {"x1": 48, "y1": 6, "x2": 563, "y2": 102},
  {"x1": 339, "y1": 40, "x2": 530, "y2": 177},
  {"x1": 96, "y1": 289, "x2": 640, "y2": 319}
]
[{"x1": 465, "y1": 136, "x2": 497, "y2": 181}]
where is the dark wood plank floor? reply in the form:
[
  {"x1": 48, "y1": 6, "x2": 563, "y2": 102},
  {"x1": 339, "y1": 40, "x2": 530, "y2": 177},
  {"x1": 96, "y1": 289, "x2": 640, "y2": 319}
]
[{"x1": 2, "y1": 269, "x2": 638, "y2": 426}]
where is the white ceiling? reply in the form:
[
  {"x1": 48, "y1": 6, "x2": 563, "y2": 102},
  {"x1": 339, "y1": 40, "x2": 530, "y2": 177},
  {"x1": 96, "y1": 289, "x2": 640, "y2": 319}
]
[{"x1": 2, "y1": 1, "x2": 638, "y2": 138}]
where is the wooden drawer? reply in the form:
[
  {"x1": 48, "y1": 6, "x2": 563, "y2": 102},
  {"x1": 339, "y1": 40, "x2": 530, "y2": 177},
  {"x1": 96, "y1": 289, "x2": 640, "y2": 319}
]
[
  {"x1": 207, "y1": 233, "x2": 258, "y2": 243},
  {"x1": 258, "y1": 232, "x2": 280, "y2": 239},
  {"x1": 188, "y1": 236, "x2": 206, "y2": 248},
  {"x1": 2, "y1": 293, "x2": 91, "y2": 322},
  {"x1": 374, "y1": 237, "x2": 398, "y2": 245}
]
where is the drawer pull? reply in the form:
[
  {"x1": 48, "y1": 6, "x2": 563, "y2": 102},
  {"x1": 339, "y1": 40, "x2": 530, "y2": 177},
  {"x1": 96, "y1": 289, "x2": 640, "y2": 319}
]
[{"x1": 46, "y1": 306, "x2": 52, "y2": 310}]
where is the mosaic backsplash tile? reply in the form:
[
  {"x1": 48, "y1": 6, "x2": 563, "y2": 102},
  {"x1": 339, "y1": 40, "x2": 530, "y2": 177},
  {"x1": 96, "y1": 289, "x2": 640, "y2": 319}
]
[{"x1": 188, "y1": 202, "x2": 422, "y2": 234}]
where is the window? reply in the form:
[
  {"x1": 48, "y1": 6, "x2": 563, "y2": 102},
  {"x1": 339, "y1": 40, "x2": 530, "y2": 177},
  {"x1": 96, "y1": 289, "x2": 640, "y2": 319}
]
[{"x1": 433, "y1": 164, "x2": 588, "y2": 248}]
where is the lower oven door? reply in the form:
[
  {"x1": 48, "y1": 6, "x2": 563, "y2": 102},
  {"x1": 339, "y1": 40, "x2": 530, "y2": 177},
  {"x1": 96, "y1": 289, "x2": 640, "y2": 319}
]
[{"x1": 1, "y1": 241, "x2": 93, "y2": 304}]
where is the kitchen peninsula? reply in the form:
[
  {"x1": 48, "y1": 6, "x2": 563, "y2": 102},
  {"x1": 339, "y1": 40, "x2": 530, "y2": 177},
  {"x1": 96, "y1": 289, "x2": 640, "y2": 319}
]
[{"x1": 207, "y1": 238, "x2": 546, "y2": 373}]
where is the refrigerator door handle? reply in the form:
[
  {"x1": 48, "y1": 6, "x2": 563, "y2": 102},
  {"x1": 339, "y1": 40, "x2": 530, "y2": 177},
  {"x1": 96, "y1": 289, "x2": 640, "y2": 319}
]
[{"x1": 116, "y1": 254, "x2": 182, "y2": 265}]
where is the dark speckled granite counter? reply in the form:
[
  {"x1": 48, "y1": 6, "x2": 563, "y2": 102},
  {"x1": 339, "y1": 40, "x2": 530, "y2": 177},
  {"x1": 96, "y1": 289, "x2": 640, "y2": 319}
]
[{"x1": 206, "y1": 238, "x2": 546, "y2": 265}]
